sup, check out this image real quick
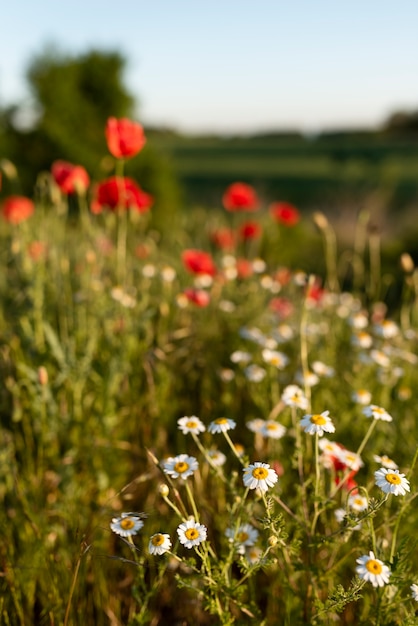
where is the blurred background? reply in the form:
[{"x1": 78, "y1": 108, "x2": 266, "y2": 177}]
[{"x1": 1, "y1": 0, "x2": 418, "y2": 252}]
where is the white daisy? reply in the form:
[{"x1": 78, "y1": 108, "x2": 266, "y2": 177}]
[
  {"x1": 296, "y1": 370, "x2": 319, "y2": 388},
  {"x1": 356, "y1": 551, "x2": 391, "y2": 588},
  {"x1": 370, "y1": 349, "x2": 390, "y2": 368},
  {"x1": 225, "y1": 523, "x2": 259, "y2": 554},
  {"x1": 230, "y1": 350, "x2": 252, "y2": 364},
  {"x1": 311, "y1": 360, "x2": 335, "y2": 378},
  {"x1": 110, "y1": 512, "x2": 145, "y2": 537},
  {"x1": 148, "y1": 533, "x2": 172, "y2": 555},
  {"x1": 208, "y1": 417, "x2": 236, "y2": 434},
  {"x1": 351, "y1": 331, "x2": 373, "y2": 349},
  {"x1": 244, "y1": 364, "x2": 266, "y2": 382},
  {"x1": 177, "y1": 416, "x2": 206, "y2": 435},
  {"x1": 374, "y1": 320, "x2": 399, "y2": 339},
  {"x1": 363, "y1": 405, "x2": 393, "y2": 422},
  {"x1": 243, "y1": 462, "x2": 278, "y2": 493},
  {"x1": 177, "y1": 518, "x2": 207, "y2": 549},
  {"x1": 348, "y1": 494, "x2": 368, "y2": 512},
  {"x1": 281, "y1": 384, "x2": 308, "y2": 410},
  {"x1": 300, "y1": 411, "x2": 335, "y2": 436},
  {"x1": 336, "y1": 448, "x2": 364, "y2": 472},
  {"x1": 411, "y1": 583, "x2": 418, "y2": 602},
  {"x1": 373, "y1": 454, "x2": 398, "y2": 470},
  {"x1": 261, "y1": 349, "x2": 289, "y2": 369},
  {"x1": 374, "y1": 468, "x2": 410, "y2": 496},
  {"x1": 206, "y1": 449, "x2": 227, "y2": 467},
  {"x1": 162, "y1": 454, "x2": 199, "y2": 480},
  {"x1": 260, "y1": 420, "x2": 286, "y2": 440},
  {"x1": 246, "y1": 418, "x2": 265, "y2": 433},
  {"x1": 245, "y1": 545, "x2": 263, "y2": 564},
  {"x1": 351, "y1": 389, "x2": 372, "y2": 405}
]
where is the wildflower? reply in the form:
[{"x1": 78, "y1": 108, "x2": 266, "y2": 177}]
[
  {"x1": 281, "y1": 384, "x2": 308, "y2": 410},
  {"x1": 177, "y1": 416, "x2": 206, "y2": 435},
  {"x1": 411, "y1": 584, "x2": 418, "y2": 602},
  {"x1": 260, "y1": 421, "x2": 286, "y2": 440},
  {"x1": 105, "y1": 117, "x2": 146, "y2": 159},
  {"x1": 363, "y1": 405, "x2": 393, "y2": 422},
  {"x1": 374, "y1": 468, "x2": 410, "y2": 496},
  {"x1": 373, "y1": 454, "x2": 398, "y2": 470},
  {"x1": 91, "y1": 177, "x2": 152, "y2": 214},
  {"x1": 110, "y1": 512, "x2": 145, "y2": 537},
  {"x1": 246, "y1": 419, "x2": 265, "y2": 433},
  {"x1": 261, "y1": 349, "x2": 289, "y2": 369},
  {"x1": 245, "y1": 545, "x2": 263, "y2": 564},
  {"x1": 239, "y1": 327, "x2": 265, "y2": 343},
  {"x1": 222, "y1": 182, "x2": 259, "y2": 212},
  {"x1": 225, "y1": 523, "x2": 259, "y2": 554},
  {"x1": 244, "y1": 364, "x2": 266, "y2": 382},
  {"x1": 158, "y1": 484, "x2": 169, "y2": 497},
  {"x1": 182, "y1": 249, "x2": 216, "y2": 276},
  {"x1": 219, "y1": 368, "x2": 235, "y2": 382},
  {"x1": 162, "y1": 454, "x2": 199, "y2": 480},
  {"x1": 230, "y1": 350, "x2": 252, "y2": 364},
  {"x1": 180, "y1": 288, "x2": 210, "y2": 307},
  {"x1": 370, "y1": 349, "x2": 390, "y2": 368},
  {"x1": 374, "y1": 319, "x2": 399, "y2": 339},
  {"x1": 270, "y1": 201, "x2": 300, "y2": 226},
  {"x1": 269, "y1": 297, "x2": 294, "y2": 319},
  {"x1": 2, "y1": 196, "x2": 34, "y2": 224},
  {"x1": 161, "y1": 266, "x2": 176, "y2": 282},
  {"x1": 206, "y1": 449, "x2": 227, "y2": 467},
  {"x1": 356, "y1": 551, "x2": 391, "y2": 588},
  {"x1": 238, "y1": 220, "x2": 262, "y2": 240},
  {"x1": 51, "y1": 160, "x2": 90, "y2": 194},
  {"x1": 296, "y1": 370, "x2": 319, "y2": 387},
  {"x1": 351, "y1": 331, "x2": 373, "y2": 349},
  {"x1": 252, "y1": 258, "x2": 267, "y2": 273},
  {"x1": 243, "y1": 462, "x2": 278, "y2": 493},
  {"x1": 311, "y1": 361, "x2": 335, "y2": 378},
  {"x1": 148, "y1": 533, "x2": 172, "y2": 555},
  {"x1": 300, "y1": 411, "x2": 335, "y2": 437},
  {"x1": 349, "y1": 311, "x2": 369, "y2": 329},
  {"x1": 210, "y1": 227, "x2": 236, "y2": 250},
  {"x1": 335, "y1": 447, "x2": 364, "y2": 472},
  {"x1": 352, "y1": 389, "x2": 372, "y2": 405},
  {"x1": 348, "y1": 494, "x2": 368, "y2": 512},
  {"x1": 177, "y1": 518, "x2": 207, "y2": 548},
  {"x1": 208, "y1": 418, "x2": 236, "y2": 434}
]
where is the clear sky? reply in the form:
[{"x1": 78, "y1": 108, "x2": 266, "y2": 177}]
[{"x1": 1, "y1": 0, "x2": 418, "y2": 135}]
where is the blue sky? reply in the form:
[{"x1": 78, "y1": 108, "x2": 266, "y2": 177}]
[{"x1": 1, "y1": 1, "x2": 418, "y2": 134}]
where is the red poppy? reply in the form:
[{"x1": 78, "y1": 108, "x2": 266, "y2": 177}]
[
  {"x1": 222, "y1": 182, "x2": 259, "y2": 212},
  {"x1": 105, "y1": 117, "x2": 146, "y2": 159},
  {"x1": 27, "y1": 241, "x2": 47, "y2": 261},
  {"x1": 270, "y1": 202, "x2": 300, "y2": 226},
  {"x1": 238, "y1": 220, "x2": 262, "y2": 240},
  {"x1": 91, "y1": 177, "x2": 153, "y2": 214},
  {"x1": 269, "y1": 297, "x2": 294, "y2": 319},
  {"x1": 2, "y1": 196, "x2": 34, "y2": 224},
  {"x1": 236, "y1": 258, "x2": 253, "y2": 279},
  {"x1": 182, "y1": 249, "x2": 216, "y2": 276},
  {"x1": 51, "y1": 160, "x2": 90, "y2": 194},
  {"x1": 210, "y1": 227, "x2": 236, "y2": 250},
  {"x1": 183, "y1": 288, "x2": 210, "y2": 307}
]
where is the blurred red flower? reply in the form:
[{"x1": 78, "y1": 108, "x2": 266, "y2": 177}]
[
  {"x1": 51, "y1": 160, "x2": 90, "y2": 194},
  {"x1": 236, "y1": 258, "x2": 253, "y2": 278},
  {"x1": 210, "y1": 227, "x2": 236, "y2": 250},
  {"x1": 182, "y1": 249, "x2": 216, "y2": 276},
  {"x1": 105, "y1": 117, "x2": 146, "y2": 159},
  {"x1": 270, "y1": 202, "x2": 300, "y2": 226},
  {"x1": 183, "y1": 288, "x2": 210, "y2": 307},
  {"x1": 269, "y1": 297, "x2": 294, "y2": 319},
  {"x1": 222, "y1": 182, "x2": 259, "y2": 212},
  {"x1": 2, "y1": 196, "x2": 34, "y2": 224},
  {"x1": 91, "y1": 177, "x2": 153, "y2": 214},
  {"x1": 238, "y1": 220, "x2": 262, "y2": 240},
  {"x1": 27, "y1": 241, "x2": 47, "y2": 261}
]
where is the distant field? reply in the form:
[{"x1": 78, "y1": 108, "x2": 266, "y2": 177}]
[{"x1": 150, "y1": 132, "x2": 418, "y2": 212}]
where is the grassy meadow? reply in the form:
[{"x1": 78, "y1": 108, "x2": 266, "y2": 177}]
[{"x1": 0, "y1": 127, "x2": 418, "y2": 625}]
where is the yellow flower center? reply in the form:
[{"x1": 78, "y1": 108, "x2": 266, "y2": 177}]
[
  {"x1": 252, "y1": 467, "x2": 269, "y2": 480},
  {"x1": 120, "y1": 518, "x2": 135, "y2": 530},
  {"x1": 385, "y1": 473, "x2": 401, "y2": 485},
  {"x1": 174, "y1": 461, "x2": 189, "y2": 473},
  {"x1": 311, "y1": 414, "x2": 327, "y2": 425},
  {"x1": 366, "y1": 559, "x2": 383, "y2": 575},
  {"x1": 215, "y1": 418, "x2": 228, "y2": 424},
  {"x1": 354, "y1": 498, "x2": 365, "y2": 507},
  {"x1": 186, "y1": 420, "x2": 197, "y2": 428},
  {"x1": 185, "y1": 528, "x2": 199, "y2": 540},
  {"x1": 237, "y1": 531, "x2": 249, "y2": 543},
  {"x1": 266, "y1": 424, "x2": 278, "y2": 430},
  {"x1": 151, "y1": 534, "x2": 164, "y2": 546}
]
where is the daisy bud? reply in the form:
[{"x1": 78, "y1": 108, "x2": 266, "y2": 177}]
[
  {"x1": 268, "y1": 535, "x2": 278, "y2": 547},
  {"x1": 158, "y1": 484, "x2": 169, "y2": 497}
]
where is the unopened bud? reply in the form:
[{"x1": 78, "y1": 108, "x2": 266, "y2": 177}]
[
  {"x1": 268, "y1": 535, "x2": 278, "y2": 547},
  {"x1": 400, "y1": 253, "x2": 414, "y2": 274},
  {"x1": 38, "y1": 366, "x2": 48, "y2": 386},
  {"x1": 312, "y1": 211, "x2": 329, "y2": 230},
  {"x1": 158, "y1": 484, "x2": 169, "y2": 497}
]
